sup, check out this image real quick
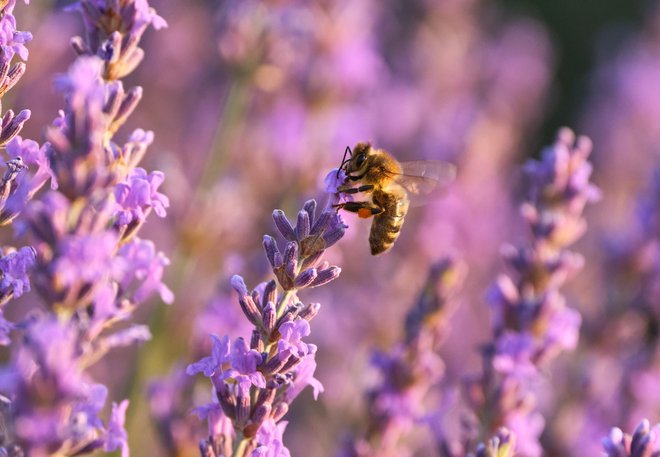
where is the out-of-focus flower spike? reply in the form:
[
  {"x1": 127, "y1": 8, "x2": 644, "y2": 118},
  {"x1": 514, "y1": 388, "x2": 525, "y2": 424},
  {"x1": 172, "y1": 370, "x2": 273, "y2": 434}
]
[
  {"x1": 112, "y1": 86, "x2": 143, "y2": 132},
  {"x1": 471, "y1": 428, "x2": 516, "y2": 457}
]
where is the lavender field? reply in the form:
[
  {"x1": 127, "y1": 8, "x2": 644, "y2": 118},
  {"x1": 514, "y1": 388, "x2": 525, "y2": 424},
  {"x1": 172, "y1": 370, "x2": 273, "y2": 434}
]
[{"x1": 0, "y1": 0, "x2": 657, "y2": 456}]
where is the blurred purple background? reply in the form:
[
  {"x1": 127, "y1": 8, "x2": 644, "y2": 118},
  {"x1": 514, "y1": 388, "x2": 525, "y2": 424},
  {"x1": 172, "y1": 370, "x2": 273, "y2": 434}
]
[{"x1": 7, "y1": 0, "x2": 660, "y2": 455}]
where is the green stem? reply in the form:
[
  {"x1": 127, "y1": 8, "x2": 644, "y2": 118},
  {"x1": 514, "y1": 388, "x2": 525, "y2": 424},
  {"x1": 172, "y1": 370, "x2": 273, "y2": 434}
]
[{"x1": 234, "y1": 436, "x2": 249, "y2": 457}]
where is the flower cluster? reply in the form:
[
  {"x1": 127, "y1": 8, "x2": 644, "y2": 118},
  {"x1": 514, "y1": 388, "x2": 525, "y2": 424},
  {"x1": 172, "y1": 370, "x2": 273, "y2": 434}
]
[
  {"x1": 0, "y1": 0, "x2": 38, "y2": 343},
  {"x1": 340, "y1": 259, "x2": 465, "y2": 457},
  {"x1": 188, "y1": 198, "x2": 346, "y2": 457},
  {"x1": 436, "y1": 128, "x2": 600, "y2": 456},
  {"x1": 0, "y1": 1, "x2": 170, "y2": 455}
]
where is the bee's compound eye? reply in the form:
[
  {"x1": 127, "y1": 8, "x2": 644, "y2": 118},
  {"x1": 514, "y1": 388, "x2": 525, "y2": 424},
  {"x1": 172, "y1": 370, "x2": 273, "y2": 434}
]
[{"x1": 356, "y1": 153, "x2": 366, "y2": 168}]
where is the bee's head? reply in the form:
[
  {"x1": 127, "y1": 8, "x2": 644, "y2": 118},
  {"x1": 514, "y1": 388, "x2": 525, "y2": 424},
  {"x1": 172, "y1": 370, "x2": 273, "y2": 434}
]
[{"x1": 339, "y1": 142, "x2": 372, "y2": 179}]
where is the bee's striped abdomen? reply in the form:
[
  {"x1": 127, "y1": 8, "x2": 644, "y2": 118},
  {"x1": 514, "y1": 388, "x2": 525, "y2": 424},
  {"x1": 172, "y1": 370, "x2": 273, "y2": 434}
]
[{"x1": 369, "y1": 189, "x2": 410, "y2": 255}]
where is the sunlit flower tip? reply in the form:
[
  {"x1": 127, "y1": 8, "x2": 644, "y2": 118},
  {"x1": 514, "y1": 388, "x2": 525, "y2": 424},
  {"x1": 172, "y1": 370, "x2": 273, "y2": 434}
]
[
  {"x1": 263, "y1": 235, "x2": 283, "y2": 269},
  {"x1": 294, "y1": 268, "x2": 317, "y2": 288},
  {"x1": 103, "y1": 325, "x2": 151, "y2": 349},
  {"x1": 310, "y1": 266, "x2": 340, "y2": 287},
  {"x1": 230, "y1": 274, "x2": 249, "y2": 297},
  {"x1": 295, "y1": 210, "x2": 310, "y2": 240},
  {"x1": 239, "y1": 294, "x2": 262, "y2": 326},
  {"x1": 273, "y1": 209, "x2": 297, "y2": 241},
  {"x1": 303, "y1": 199, "x2": 316, "y2": 221},
  {"x1": 104, "y1": 400, "x2": 129, "y2": 457},
  {"x1": 262, "y1": 301, "x2": 276, "y2": 332},
  {"x1": 116, "y1": 85, "x2": 143, "y2": 118},
  {"x1": 298, "y1": 302, "x2": 320, "y2": 321},
  {"x1": 0, "y1": 61, "x2": 27, "y2": 98},
  {"x1": 187, "y1": 334, "x2": 230, "y2": 377},
  {"x1": 0, "y1": 108, "x2": 30, "y2": 145},
  {"x1": 602, "y1": 427, "x2": 625, "y2": 453},
  {"x1": 262, "y1": 279, "x2": 277, "y2": 307}
]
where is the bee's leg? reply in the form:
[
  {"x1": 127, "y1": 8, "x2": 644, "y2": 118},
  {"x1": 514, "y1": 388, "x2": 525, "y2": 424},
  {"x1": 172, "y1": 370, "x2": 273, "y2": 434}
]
[
  {"x1": 334, "y1": 201, "x2": 383, "y2": 218},
  {"x1": 337, "y1": 184, "x2": 374, "y2": 194}
]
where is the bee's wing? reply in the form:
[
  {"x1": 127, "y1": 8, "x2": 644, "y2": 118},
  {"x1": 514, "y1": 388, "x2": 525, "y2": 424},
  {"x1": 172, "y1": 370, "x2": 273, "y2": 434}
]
[{"x1": 386, "y1": 160, "x2": 456, "y2": 207}]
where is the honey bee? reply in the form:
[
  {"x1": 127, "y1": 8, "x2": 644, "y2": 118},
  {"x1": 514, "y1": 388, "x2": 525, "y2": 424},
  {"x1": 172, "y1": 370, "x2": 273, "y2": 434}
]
[{"x1": 334, "y1": 142, "x2": 456, "y2": 255}]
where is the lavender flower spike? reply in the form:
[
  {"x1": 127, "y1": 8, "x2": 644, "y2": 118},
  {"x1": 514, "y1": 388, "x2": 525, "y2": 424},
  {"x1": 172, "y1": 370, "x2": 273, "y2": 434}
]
[
  {"x1": 190, "y1": 191, "x2": 347, "y2": 456},
  {"x1": 341, "y1": 258, "x2": 466, "y2": 457},
  {"x1": 0, "y1": 0, "x2": 170, "y2": 454},
  {"x1": 454, "y1": 128, "x2": 600, "y2": 457},
  {"x1": 69, "y1": 0, "x2": 166, "y2": 79}
]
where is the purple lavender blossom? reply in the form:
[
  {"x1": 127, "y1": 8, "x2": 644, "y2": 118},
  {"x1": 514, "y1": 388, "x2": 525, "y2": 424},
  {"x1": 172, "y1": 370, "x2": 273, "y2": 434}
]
[
  {"x1": 69, "y1": 0, "x2": 167, "y2": 80},
  {"x1": 0, "y1": 0, "x2": 46, "y2": 226},
  {"x1": 187, "y1": 335, "x2": 231, "y2": 378},
  {"x1": 104, "y1": 400, "x2": 130, "y2": 457},
  {"x1": 0, "y1": 1, "x2": 31, "y2": 62},
  {"x1": 251, "y1": 419, "x2": 291, "y2": 457},
  {"x1": 0, "y1": 246, "x2": 34, "y2": 302},
  {"x1": 0, "y1": 1, "x2": 170, "y2": 455},
  {"x1": 114, "y1": 168, "x2": 169, "y2": 226},
  {"x1": 446, "y1": 128, "x2": 599, "y2": 456},
  {"x1": 116, "y1": 237, "x2": 173, "y2": 305},
  {"x1": 341, "y1": 259, "x2": 465, "y2": 457},
  {"x1": 189, "y1": 198, "x2": 345, "y2": 456}
]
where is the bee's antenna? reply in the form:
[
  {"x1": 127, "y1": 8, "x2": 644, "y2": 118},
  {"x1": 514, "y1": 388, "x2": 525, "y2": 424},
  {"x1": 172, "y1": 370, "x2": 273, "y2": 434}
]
[{"x1": 336, "y1": 146, "x2": 353, "y2": 179}]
